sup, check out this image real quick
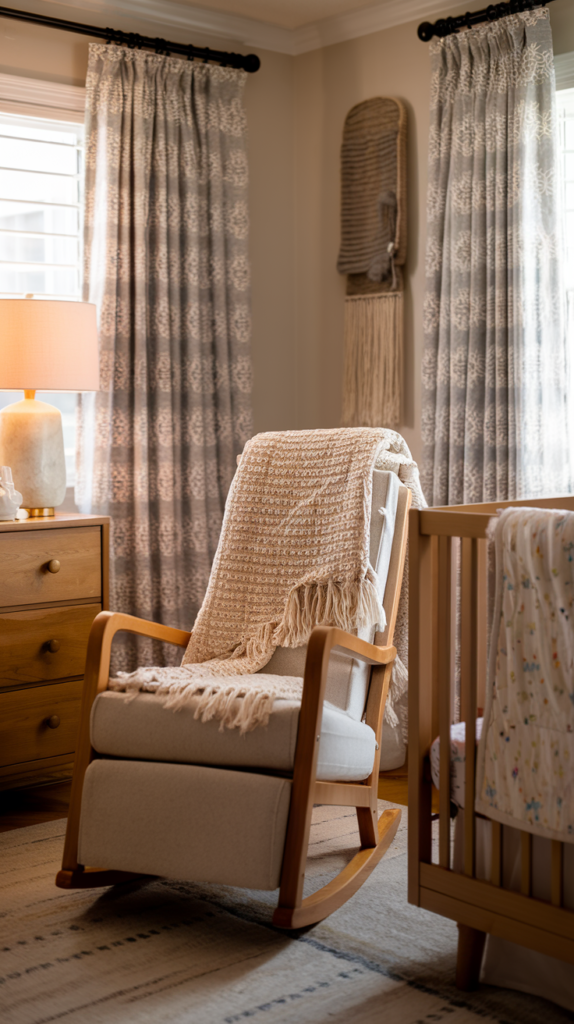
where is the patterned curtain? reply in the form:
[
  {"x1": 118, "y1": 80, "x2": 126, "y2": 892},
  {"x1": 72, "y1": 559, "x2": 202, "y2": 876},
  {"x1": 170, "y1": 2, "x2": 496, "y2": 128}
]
[
  {"x1": 77, "y1": 44, "x2": 253, "y2": 671},
  {"x1": 422, "y1": 9, "x2": 571, "y2": 506}
]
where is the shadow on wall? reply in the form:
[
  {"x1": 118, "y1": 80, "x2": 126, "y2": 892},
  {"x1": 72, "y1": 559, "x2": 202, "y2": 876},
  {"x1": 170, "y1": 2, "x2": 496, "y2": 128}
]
[{"x1": 293, "y1": 24, "x2": 428, "y2": 465}]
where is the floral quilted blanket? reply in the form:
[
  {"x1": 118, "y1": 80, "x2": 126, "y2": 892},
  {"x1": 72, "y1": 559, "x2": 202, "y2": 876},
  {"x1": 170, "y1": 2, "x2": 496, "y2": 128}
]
[{"x1": 475, "y1": 507, "x2": 574, "y2": 843}]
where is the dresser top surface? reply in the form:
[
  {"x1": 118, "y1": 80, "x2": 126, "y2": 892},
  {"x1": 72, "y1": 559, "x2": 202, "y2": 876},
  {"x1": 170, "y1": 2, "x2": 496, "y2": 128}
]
[{"x1": 0, "y1": 513, "x2": 110, "y2": 534}]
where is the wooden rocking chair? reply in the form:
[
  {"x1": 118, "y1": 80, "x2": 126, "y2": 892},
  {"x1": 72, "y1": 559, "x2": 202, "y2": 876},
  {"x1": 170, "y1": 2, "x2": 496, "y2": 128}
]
[{"x1": 56, "y1": 469, "x2": 411, "y2": 929}]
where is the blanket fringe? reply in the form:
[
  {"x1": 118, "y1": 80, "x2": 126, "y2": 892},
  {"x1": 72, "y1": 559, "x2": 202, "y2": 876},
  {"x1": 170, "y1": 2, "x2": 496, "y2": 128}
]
[
  {"x1": 383, "y1": 654, "x2": 408, "y2": 732},
  {"x1": 273, "y1": 573, "x2": 384, "y2": 648},
  {"x1": 109, "y1": 670, "x2": 304, "y2": 734},
  {"x1": 158, "y1": 675, "x2": 304, "y2": 734}
]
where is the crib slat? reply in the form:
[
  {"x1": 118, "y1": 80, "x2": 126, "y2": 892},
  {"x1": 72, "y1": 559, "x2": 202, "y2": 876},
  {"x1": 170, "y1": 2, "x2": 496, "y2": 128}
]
[
  {"x1": 491, "y1": 821, "x2": 502, "y2": 887},
  {"x1": 551, "y1": 840, "x2": 564, "y2": 907},
  {"x1": 521, "y1": 832, "x2": 532, "y2": 896},
  {"x1": 462, "y1": 539, "x2": 478, "y2": 878},
  {"x1": 408, "y1": 515, "x2": 433, "y2": 905},
  {"x1": 450, "y1": 538, "x2": 458, "y2": 724},
  {"x1": 476, "y1": 539, "x2": 488, "y2": 714},
  {"x1": 438, "y1": 535, "x2": 452, "y2": 870},
  {"x1": 431, "y1": 536, "x2": 440, "y2": 744}
]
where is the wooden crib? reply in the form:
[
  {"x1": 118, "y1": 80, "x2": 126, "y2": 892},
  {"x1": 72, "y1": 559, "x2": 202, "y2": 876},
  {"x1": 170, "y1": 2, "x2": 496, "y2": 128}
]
[{"x1": 408, "y1": 496, "x2": 574, "y2": 989}]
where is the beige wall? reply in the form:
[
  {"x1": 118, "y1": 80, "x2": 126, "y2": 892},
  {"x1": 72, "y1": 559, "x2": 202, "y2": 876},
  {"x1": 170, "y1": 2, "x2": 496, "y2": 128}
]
[
  {"x1": 1, "y1": 0, "x2": 573, "y2": 459},
  {"x1": 293, "y1": 22, "x2": 432, "y2": 463},
  {"x1": 551, "y1": 0, "x2": 574, "y2": 54}
]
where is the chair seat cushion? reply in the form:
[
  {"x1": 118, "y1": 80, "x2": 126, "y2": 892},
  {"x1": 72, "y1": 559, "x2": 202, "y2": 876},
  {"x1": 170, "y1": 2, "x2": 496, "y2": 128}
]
[{"x1": 91, "y1": 691, "x2": 377, "y2": 782}]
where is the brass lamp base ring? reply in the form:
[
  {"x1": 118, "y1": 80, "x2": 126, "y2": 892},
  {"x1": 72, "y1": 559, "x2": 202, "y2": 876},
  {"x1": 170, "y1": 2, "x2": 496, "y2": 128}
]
[{"x1": 22, "y1": 507, "x2": 56, "y2": 518}]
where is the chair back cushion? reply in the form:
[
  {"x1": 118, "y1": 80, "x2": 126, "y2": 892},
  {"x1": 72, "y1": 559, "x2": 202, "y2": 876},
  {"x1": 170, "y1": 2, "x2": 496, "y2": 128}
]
[{"x1": 261, "y1": 469, "x2": 402, "y2": 719}]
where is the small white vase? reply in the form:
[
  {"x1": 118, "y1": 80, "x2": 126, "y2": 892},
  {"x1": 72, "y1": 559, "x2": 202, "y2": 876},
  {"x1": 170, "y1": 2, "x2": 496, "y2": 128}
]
[
  {"x1": 0, "y1": 466, "x2": 21, "y2": 521},
  {"x1": 0, "y1": 465, "x2": 23, "y2": 505}
]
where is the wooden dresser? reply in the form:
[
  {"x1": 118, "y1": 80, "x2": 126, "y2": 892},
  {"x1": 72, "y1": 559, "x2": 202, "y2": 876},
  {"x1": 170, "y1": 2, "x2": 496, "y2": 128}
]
[{"x1": 0, "y1": 513, "x2": 109, "y2": 789}]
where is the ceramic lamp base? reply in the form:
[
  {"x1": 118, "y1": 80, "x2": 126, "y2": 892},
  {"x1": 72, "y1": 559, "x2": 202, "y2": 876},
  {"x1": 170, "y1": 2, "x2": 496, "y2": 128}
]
[{"x1": 0, "y1": 396, "x2": 66, "y2": 511}]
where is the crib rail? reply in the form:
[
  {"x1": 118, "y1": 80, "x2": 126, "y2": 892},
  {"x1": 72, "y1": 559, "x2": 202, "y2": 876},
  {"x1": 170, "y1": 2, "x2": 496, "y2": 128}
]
[{"x1": 408, "y1": 497, "x2": 574, "y2": 968}]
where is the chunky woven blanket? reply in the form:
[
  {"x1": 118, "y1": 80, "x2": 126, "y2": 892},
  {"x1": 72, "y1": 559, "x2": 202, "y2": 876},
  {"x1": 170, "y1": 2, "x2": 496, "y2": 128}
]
[
  {"x1": 111, "y1": 428, "x2": 391, "y2": 731},
  {"x1": 475, "y1": 508, "x2": 574, "y2": 843}
]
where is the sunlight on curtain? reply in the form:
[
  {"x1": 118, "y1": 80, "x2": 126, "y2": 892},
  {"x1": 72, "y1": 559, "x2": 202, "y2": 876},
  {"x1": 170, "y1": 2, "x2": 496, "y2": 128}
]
[
  {"x1": 422, "y1": 9, "x2": 571, "y2": 505},
  {"x1": 557, "y1": 85, "x2": 574, "y2": 465},
  {"x1": 77, "y1": 44, "x2": 253, "y2": 671}
]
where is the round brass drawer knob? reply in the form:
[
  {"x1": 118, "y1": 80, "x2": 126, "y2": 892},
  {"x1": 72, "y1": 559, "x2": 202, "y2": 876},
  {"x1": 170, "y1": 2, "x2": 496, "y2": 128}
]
[
  {"x1": 47, "y1": 715, "x2": 61, "y2": 730},
  {"x1": 47, "y1": 639, "x2": 61, "y2": 654},
  {"x1": 47, "y1": 559, "x2": 61, "y2": 574}
]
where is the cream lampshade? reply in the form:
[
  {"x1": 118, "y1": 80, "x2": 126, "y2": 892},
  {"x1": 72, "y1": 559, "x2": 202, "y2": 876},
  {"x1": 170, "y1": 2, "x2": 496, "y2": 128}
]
[{"x1": 0, "y1": 299, "x2": 99, "y2": 516}]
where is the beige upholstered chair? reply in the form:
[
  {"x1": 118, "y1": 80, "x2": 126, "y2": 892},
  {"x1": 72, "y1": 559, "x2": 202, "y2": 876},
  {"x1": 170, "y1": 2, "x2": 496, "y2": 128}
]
[{"x1": 57, "y1": 469, "x2": 411, "y2": 928}]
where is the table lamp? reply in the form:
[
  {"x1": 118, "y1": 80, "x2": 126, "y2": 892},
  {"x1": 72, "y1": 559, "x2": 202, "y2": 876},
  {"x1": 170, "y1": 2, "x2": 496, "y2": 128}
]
[{"x1": 0, "y1": 299, "x2": 99, "y2": 516}]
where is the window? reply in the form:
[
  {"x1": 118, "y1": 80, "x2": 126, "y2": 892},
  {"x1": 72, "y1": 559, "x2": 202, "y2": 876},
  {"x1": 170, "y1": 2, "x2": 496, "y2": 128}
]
[{"x1": 0, "y1": 112, "x2": 84, "y2": 487}]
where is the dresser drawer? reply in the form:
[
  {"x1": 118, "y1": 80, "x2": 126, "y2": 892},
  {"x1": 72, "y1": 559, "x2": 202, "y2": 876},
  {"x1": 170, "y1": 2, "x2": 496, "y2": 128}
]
[
  {"x1": 0, "y1": 527, "x2": 101, "y2": 608},
  {"x1": 0, "y1": 678, "x2": 83, "y2": 768},
  {"x1": 0, "y1": 603, "x2": 100, "y2": 690}
]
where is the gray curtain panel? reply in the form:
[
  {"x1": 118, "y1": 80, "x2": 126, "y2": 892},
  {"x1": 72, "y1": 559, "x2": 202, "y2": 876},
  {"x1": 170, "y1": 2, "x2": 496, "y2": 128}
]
[
  {"x1": 422, "y1": 8, "x2": 571, "y2": 506},
  {"x1": 76, "y1": 44, "x2": 253, "y2": 671}
]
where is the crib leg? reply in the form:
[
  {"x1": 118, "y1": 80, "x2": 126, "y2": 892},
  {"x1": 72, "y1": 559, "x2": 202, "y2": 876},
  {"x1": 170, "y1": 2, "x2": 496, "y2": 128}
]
[{"x1": 456, "y1": 924, "x2": 486, "y2": 990}]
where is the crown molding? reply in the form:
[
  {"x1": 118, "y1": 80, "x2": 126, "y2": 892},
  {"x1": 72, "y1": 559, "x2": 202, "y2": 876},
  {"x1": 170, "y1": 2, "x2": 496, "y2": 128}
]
[
  {"x1": 2, "y1": 0, "x2": 468, "y2": 56},
  {"x1": 290, "y1": 0, "x2": 465, "y2": 53},
  {"x1": 1, "y1": 0, "x2": 296, "y2": 52},
  {"x1": 0, "y1": 71, "x2": 85, "y2": 122}
]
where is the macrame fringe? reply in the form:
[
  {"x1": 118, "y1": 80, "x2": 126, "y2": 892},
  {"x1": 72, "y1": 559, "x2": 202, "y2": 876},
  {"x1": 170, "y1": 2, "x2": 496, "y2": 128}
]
[{"x1": 341, "y1": 292, "x2": 403, "y2": 429}]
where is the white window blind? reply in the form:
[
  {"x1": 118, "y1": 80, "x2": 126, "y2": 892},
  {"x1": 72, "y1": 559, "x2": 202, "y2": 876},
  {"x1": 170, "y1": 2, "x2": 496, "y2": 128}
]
[{"x1": 0, "y1": 112, "x2": 84, "y2": 487}]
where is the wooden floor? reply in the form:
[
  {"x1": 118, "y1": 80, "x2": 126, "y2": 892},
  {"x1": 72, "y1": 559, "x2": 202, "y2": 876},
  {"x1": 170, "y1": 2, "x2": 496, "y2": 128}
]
[
  {"x1": 377, "y1": 763, "x2": 408, "y2": 806},
  {"x1": 0, "y1": 764, "x2": 411, "y2": 834},
  {"x1": 0, "y1": 779, "x2": 72, "y2": 833}
]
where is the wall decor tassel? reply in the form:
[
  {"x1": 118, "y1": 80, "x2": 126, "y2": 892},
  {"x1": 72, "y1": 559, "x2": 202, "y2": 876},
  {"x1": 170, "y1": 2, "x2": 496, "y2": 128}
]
[
  {"x1": 338, "y1": 98, "x2": 407, "y2": 428},
  {"x1": 342, "y1": 291, "x2": 404, "y2": 428}
]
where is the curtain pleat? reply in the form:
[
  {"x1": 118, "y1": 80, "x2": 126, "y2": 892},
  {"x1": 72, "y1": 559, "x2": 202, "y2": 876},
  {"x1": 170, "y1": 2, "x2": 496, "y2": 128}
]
[
  {"x1": 76, "y1": 44, "x2": 253, "y2": 671},
  {"x1": 422, "y1": 8, "x2": 571, "y2": 505}
]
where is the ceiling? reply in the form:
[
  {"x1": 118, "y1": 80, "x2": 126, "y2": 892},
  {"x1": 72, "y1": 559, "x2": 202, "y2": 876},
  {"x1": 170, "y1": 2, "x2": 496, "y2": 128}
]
[
  {"x1": 168, "y1": 0, "x2": 396, "y2": 32},
  {"x1": 12, "y1": 0, "x2": 467, "y2": 55}
]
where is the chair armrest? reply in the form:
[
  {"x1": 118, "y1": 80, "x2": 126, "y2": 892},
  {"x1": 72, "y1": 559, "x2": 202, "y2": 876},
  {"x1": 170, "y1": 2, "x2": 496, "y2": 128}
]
[
  {"x1": 85, "y1": 610, "x2": 191, "y2": 698},
  {"x1": 279, "y1": 625, "x2": 396, "y2": 907},
  {"x1": 327, "y1": 628, "x2": 396, "y2": 667},
  {"x1": 298, "y1": 625, "x2": 395, "y2": 731},
  {"x1": 61, "y1": 612, "x2": 191, "y2": 873},
  {"x1": 297, "y1": 625, "x2": 396, "y2": 746}
]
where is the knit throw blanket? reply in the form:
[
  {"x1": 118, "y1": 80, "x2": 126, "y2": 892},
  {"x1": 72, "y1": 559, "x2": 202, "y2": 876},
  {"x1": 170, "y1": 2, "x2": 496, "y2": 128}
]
[{"x1": 111, "y1": 428, "x2": 390, "y2": 732}]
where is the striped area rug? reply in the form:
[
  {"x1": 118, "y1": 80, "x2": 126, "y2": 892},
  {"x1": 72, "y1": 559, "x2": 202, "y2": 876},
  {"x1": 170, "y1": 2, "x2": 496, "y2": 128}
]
[{"x1": 0, "y1": 801, "x2": 569, "y2": 1024}]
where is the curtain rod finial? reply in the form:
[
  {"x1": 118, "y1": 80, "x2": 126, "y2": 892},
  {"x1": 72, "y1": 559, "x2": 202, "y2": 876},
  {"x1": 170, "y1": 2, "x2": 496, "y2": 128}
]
[
  {"x1": 418, "y1": 22, "x2": 434, "y2": 41},
  {"x1": 243, "y1": 54, "x2": 261, "y2": 73}
]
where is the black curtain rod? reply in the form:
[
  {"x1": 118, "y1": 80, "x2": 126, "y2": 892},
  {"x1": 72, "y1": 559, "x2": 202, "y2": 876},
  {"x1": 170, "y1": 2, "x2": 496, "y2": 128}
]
[
  {"x1": 418, "y1": 0, "x2": 557, "y2": 41},
  {"x1": 0, "y1": 4, "x2": 261, "y2": 71}
]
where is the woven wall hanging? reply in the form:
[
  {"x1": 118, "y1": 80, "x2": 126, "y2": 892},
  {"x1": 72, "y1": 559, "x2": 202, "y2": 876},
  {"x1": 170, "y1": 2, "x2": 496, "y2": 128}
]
[{"x1": 338, "y1": 97, "x2": 407, "y2": 428}]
